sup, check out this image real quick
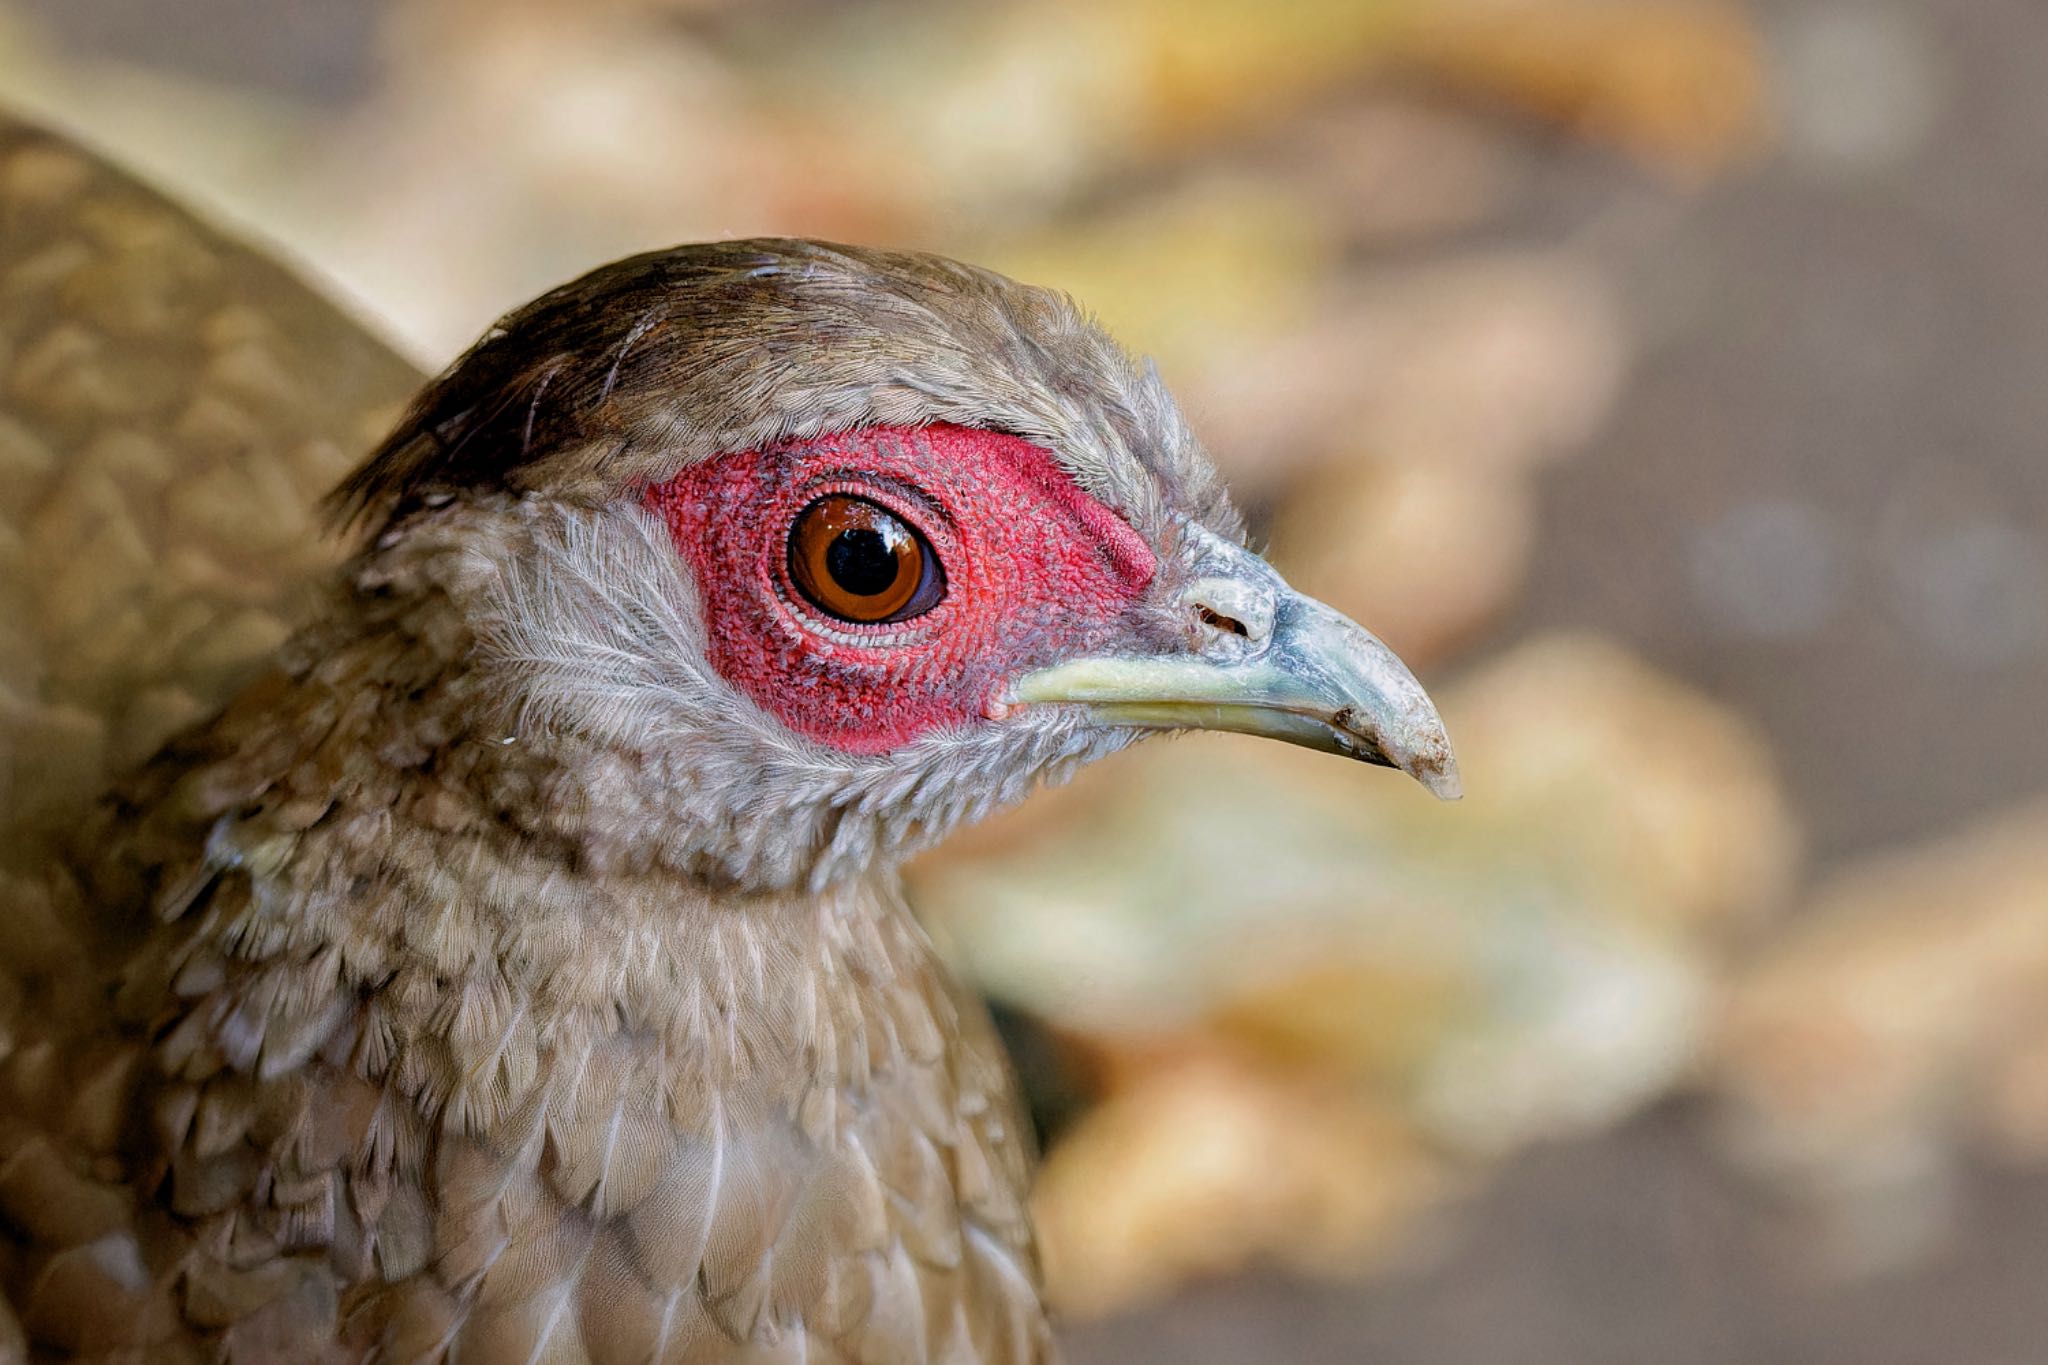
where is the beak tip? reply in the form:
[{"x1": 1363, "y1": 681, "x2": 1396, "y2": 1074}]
[
  {"x1": 1382, "y1": 697, "x2": 1459, "y2": 801},
  {"x1": 1415, "y1": 757, "x2": 1462, "y2": 801},
  {"x1": 1391, "y1": 727, "x2": 1460, "y2": 800}
]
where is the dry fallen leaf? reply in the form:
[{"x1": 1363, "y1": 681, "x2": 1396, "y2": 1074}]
[
  {"x1": 1267, "y1": 454, "x2": 1536, "y2": 668},
  {"x1": 1394, "y1": 0, "x2": 1771, "y2": 178},
  {"x1": 1033, "y1": 1049, "x2": 1445, "y2": 1318},
  {"x1": 1712, "y1": 801, "x2": 2048, "y2": 1271}
]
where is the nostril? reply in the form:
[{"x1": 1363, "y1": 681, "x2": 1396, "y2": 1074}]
[
  {"x1": 1196, "y1": 604, "x2": 1250, "y2": 637},
  {"x1": 1184, "y1": 576, "x2": 1276, "y2": 645}
]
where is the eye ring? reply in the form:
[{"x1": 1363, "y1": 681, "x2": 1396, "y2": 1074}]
[{"x1": 787, "y1": 494, "x2": 947, "y2": 625}]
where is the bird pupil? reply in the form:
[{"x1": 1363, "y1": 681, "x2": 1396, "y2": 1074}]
[{"x1": 825, "y1": 528, "x2": 899, "y2": 597}]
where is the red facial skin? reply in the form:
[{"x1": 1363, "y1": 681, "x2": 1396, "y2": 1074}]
[{"x1": 643, "y1": 424, "x2": 1158, "y2": 755}]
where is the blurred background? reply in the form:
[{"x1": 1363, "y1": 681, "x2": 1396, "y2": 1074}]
[{"x1": 3, "y1": 0, "x2": 2044, "y2": 1359}]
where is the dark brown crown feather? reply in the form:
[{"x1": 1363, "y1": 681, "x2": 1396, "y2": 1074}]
[{"x1": 326, "y1": 237, "x2": 1242, "y2": 545}]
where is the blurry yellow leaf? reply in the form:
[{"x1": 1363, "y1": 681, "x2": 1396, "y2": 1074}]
[
  {"x1": 1268, "y1": 455, "x2": 1536, "y2": 668},
  {"x1": 1033, "y1": 1050, "x2": 1442, "y2": 1317},
  {"x1": 987, "y1": 177, "x2": 1333, "y2": 365},
  {"x1": 1395, "y1": 0, "x2": 1770, "y2": 178},
  {"x1": 1716, "y1": 801, "x2": 2048, "y2": 1185}
]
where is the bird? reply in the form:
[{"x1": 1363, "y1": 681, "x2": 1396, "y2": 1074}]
[{"x1": 0, "y1": 111, "x2": 1457, "y2": 1363}]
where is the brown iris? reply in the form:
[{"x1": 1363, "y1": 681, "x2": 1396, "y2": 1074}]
[{"x1": 787, "y1": 494, "x2": 945, "y2": 624}]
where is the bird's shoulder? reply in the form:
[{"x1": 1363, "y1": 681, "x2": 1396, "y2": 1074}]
[{"x1": 0, "y1": 109, "x2": 420, "y2": 868}]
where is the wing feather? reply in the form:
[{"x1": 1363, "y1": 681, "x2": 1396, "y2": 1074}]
[{"x1": 0, "y1": 109, "x2": 420, "y2": 858}]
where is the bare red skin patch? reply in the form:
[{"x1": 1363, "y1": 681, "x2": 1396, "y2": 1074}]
[{"x1": 643, "y1": 424, "x2": 1157, "y2": 754}]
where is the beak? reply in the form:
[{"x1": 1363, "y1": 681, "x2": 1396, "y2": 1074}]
[{"x1": 1010, "y1": 529, "x2": 1460, "y2": 800}]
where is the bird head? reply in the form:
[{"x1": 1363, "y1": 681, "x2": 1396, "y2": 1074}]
[{"x1": 332, "y1": 240, "x2": 1457, "y2": 891}]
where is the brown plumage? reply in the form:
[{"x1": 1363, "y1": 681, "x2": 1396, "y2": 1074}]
[{"x1": 0, "y1": 111, "x2": 1455, "y2": 1363}]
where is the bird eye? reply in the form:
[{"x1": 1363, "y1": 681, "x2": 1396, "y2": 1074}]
[{"x1": 787, "y1": 494, "x2": 946, "y2": 624}]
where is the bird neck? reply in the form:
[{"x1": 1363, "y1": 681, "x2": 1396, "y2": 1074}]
[
  {"x1": 82, "y1": 506, "x2": 940, "y2": 1023},
  {"x1": 80, "y1": 581, "x2": 957, "y2": 1120}
]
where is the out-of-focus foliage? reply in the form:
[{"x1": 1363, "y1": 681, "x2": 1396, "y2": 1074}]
[
  {"x1": 1712, "y1": 803, "x2": 2048, "y2": 1273},
  {"x1": 1032, "y1": 1051, "x2": 1444, "y2": 1317},
  {"x1": 0, "y1": 0, "x2": 1763, "y2": 362},
  {"x1": 2, "y1": 0, "x2": 2041, "y2": 1349},
  {"x1": 920, "y1": 637, "x2": 1796, "y2": 1308}
]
